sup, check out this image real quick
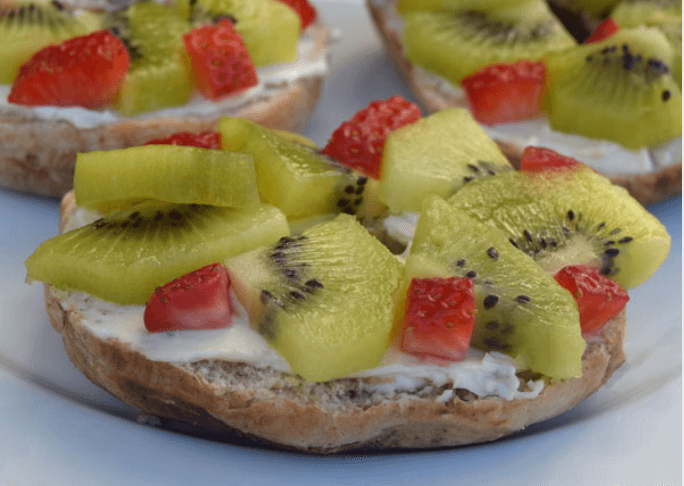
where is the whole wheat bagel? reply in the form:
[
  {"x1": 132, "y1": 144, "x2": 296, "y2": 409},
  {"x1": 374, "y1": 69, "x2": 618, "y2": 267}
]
[
  {"x1": 0, "y1": 3, "x2": 330, "y2": 198},
  {"x1": 365, "y1": 0, "x2": 682, "y2": 207},
  {"x1": 41, "y1": 190, "x2": 627, "y2": 454}
]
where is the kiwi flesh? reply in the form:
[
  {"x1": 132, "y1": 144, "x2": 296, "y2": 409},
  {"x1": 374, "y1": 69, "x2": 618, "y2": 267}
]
[
  {"x1": 225, "y1": 214, "x2": 404, "y2": 383},
  {"x1": 379, "y1": 107, "x2": 513, "y2": 214},
  {"x1": 108, "y1": 1, "x2": 194, "y2": 115},
  {"x1": 407, "y1": 195, "x2": 585, "y2": 379},
  {"x1": 402, "y1": 0, "x2": 576, "y2": 86},
  {"x1": 0, "y1": 2, "x2": 92, "y2": 84},
  {"x1": 565, "y1": 0, "x2": 621, "y2": 17},
  {"x1": 610, "y1": 0, "x2": 682, "y2": 27},
  {"x1": 447, "y1": 167, "x2": 671, "y2": 290},
  {"x1": 544, "y1": 27, "x2": 682, "y2": 149},
  {"x1": 218, "y1": 117, "x2": 387, "y2": 225},
  {"x1": 25, "y1": 202, "x2": 289, "y2": 305},
  {"x1": 397, "y1": 0, "x2": 536, "y2": 14},
  {"x1": 73, "y1": 145, "x2": 260, "y2": 215}
]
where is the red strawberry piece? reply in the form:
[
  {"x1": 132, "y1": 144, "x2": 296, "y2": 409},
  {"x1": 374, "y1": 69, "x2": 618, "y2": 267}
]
[
  {"x1": 145, "y1": 131, "x2": 221, "y2": 149},
  {"x1": 520, "y1": 146, "x2": 582, "y2": 173},
  {"x1": 322, "y1": 96, "x2": 422, "y2": 179},
  {"x1": 183, "y1": 19, "x2": 258, "y2": 101},
  {"x1": 400, "y1": 276, "x2": 476, "y2": 363},
  {"x1": 8, "y1": 30, "x2": 130, "y2": 109},
  {"x1": 460, "y1": 60, "x2": 546, "y2": 126},
  {"x1": 554, "y1": 265, "x2": 629, "y2": 336},
  {"x1": 586, "y1": 18, "x2": 620, "y2": 44},
  {"x1": 275, "y1": 0, "x2": 317, "y2": 31},
  {"x1": 144, "y1": 263, "x2": 233, "y2": 333}
]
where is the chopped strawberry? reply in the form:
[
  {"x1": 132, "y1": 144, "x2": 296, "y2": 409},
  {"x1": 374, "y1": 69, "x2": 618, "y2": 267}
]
[
  {"x1": 183, "y1": 19, "x2": 258, "y2": 101},
  {"x1": 586, "y1": 18, "x2": 620, "y2": 44},
  {"x1": 145, "y1": 131, "x2": 221, "y2": 149},
  {"x1": 8, "y1": 30, "x2": 130, "y2": 109},
  {"x1": 520, "y1": 146, "x2": 582, "y2": 173},
  {"x1": 144, "y1": 263, "x2": 233, "y2": 333},
  {"x1": 322, "y1": 96, "x2": 422, "y2": 179},
  {"x1": 554, "y1": 265, "x2": 629, "y2": 336},
  {"x1": 276, "y1": 0, "x2": 317, "y2": 30},
  {"x1": 400, "y1": 276, "x2": 476, "y2": 363},
  {"x1": 460, "y1": 60, "x2": 546, "y2": 126}
]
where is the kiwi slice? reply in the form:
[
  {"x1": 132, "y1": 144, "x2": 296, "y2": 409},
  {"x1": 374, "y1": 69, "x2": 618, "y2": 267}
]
[
  {"x1": 0, "y1": 2, "x2": 92, "y2": 84},
  {"x1": 566, "y1": 0, "x2": 621, "y2": 17},
  {"x1": 73, "y1": 145, "x2": 260, "y2": 215},
  {"x1": 378, "y1": 107, "x2": 512, "y2": 214},
  {"x1": 225, "y1": 214, "x2": 404, "y2": 382},
  {"x1": 447, "y1": 167, "x2": 671, "y2": 289},
  {"x1": 218, "y1": 117, "x2": 387, "y2": 224},
  {"x1": 25, "y1": 202, "x2": 289, "y2": 305},
  {"x1": 544, "y1": 26, "x2": 682, "y2": 149},
  {"x1": 657, "y1": 21, "x2": 682, "y2": 88},
  {"x1": 108, "y1": 0, "x2": 193, "y2": 115},
  {"x1": 402, "y1": 0, "x2": 576, "y2": 86},
  {"x1": 184, "y1": 0, "x2": 299, "y2": 67},
  {"x1": 397, "y1": 0, "x2": 537, "y2": 14},
  {"x1": 408, "y1": 195, "x2": 584, "y2": 379},
  {"x1": 611, "y1": 0, "x2": 682, "y2": 27}
]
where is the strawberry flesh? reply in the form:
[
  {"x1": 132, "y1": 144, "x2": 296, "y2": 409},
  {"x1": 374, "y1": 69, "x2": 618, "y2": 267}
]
[
  {"x1": 401, "y1": 276, "x2": 476, "y2": 363},
  {"x1": 145, "y1": 131, "x2": 221, "y2": 149},
  {"x1": 8, "y1": 30, "x2": 130, "y2": 109},
  {"x1": 460, "y1": 60, "x2": 546, "y2": 126},
  {"x1": 520, "y1": 146, "x2": 582, "y2": 173},
  {"x1": 322, "y1": 96, "x2": 422, "y2": 179},
  {"x1": 183, "y1": 19, "x2": 258, "y2": 101},
  {"x1": 586, "y1": 18, "x2": 620, "y2": 44},
  {"x1": 144, "y1": 263, "x2": 233, "y2": 333},
  {"x1": 275, "y1": 0, "x2": 317, "y2": 30},
  {"x1": 554, "y1": 265, "x2": 629, "y2": 336}
]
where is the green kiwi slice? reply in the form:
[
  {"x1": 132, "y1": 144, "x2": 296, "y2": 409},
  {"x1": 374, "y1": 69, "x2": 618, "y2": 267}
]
[
  {"x1": 610, "y1": 0, "x2": 681, "y2": 27},
  {"x1": 408, "y1": 195, "x2": 585, "y2": 379},
  {"x1": 379, "y1": 107, "x2": 512, "y2": 214},
  {"x1": 0, "y1": 2, "x2": 92, "y2": 84},
  {"x1": 397, "y1": 0, "x2": 537, "y2": 14},
  {"x1": 544, "y1": 26, "x2": 682, "y2": 149},
  {"x1": 402, "y1": 0, "x2": 576, "y2": 85},
  {"x1": 73, "y1": 145, "x2": 260, "y2": 215},
  {"x1": 25, "y1": 202, "x2": 289, "y2": 305},
  {"x1": 218, "y1": 117, "x2": 387, "y2": 225},
  {"x1": 447, "y1": 167, "x2": 671, "y2": 289},
  {"x1": 108, "y1": 1, "x2": 193, "y2": 115},
  {"x1": 225, "y1": 214, "x2": 404, "y2": 382},
  {"x1": 184, "y1": 0, "x2": 299, "y2": 67},
  {"x1": 566, "y1": 0, "x2": 621, "y2": 17}
]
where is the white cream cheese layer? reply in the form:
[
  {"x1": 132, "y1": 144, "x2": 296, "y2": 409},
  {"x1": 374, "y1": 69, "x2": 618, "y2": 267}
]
[{"x1": 0, "y1": 30, "x2": 329, "y2": 130}]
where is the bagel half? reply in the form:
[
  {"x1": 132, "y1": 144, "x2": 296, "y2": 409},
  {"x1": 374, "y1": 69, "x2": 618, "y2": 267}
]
[
  {"x1": 366, "y1": 0, "x2": 682, "y2": 207},
  {"x1": 0, "y1": 6, "x2": 330, "y2": 198},
  {"x1": 42, "y1": 190, "x2": 627, "y2": 454}
]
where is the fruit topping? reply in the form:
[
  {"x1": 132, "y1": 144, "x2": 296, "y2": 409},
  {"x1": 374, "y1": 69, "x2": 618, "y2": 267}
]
[
  {"x1": 183, "y1": 19, "x2": 258, "y2": 101},
  {"x1": 400, "y1": 276, "x2": 476, "y2": 363},
  {"x1": 225, "y1": 215, "x2": 404, "y2": 382},
  {"x1": 73, "y1": 145, "x2": 259, "y2": 214},
  {"x1": 321, "y1": 96, "x2": 422, "y2": 180},
  {"x1": 8, "y1": 30, "x2": 129, "y2": 108},
  {"x1": 586, "y1": 18, "x2": 620, "y2": 44},
  {"x1": 276, "y1": 0, "x2": 317, "y2": 31},
  {"x1": 519, "y1": 146, "x2": 582, "y2": 172},
  {"x1": 379, "y1": 107, "x2": 512, "y2": 213},
  {"x1": 554, "y1": 264, "x2": 629, "y2": 336},
  {"x1": 144, "y1": 263, "x2": 233, "y2": 332},
  {"x1": 460, "y1": 60, "x2": 546, "y2": 125},
  {"x1": 145, "y1": 131, "x2": 221, "y2": 149}
]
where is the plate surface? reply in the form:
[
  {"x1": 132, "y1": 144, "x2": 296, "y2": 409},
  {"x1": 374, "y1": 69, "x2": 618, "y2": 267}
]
[{"x1": 0, "y1": 1, "x2": 681, "y2": 484}]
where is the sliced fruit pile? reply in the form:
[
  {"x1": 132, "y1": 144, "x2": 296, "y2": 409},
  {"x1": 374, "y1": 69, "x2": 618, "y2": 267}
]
[
  {"x1": 399, "y1": 0, "x2": 682, "y2": 149},
  {"x1": 25, "y1": 98, "x2": 671, "y2": 384},
  {"x1": 2, "y1": 0, "x2": 317, "y2": 114}
]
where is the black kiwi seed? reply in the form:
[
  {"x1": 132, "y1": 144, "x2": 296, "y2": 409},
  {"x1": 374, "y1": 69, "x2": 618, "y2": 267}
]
[
  {"x1": 619, "y1": 236, "x2": 633, "y2": 244},
  {"x1": 487, "y1": 247, "x2": 499, "y2": 260},
  {"x1": 597, "y1": 222, "x2": 606, "y2": 231},
  {"x1": 305, "y1": 279, "x2": 324, "y2": 289},
  {"x1": 456, "y1": 259, "x2": 466, "y2": 267},
  {"x1": 353, "y1": 197, "x2": 363, "y2": 206},
  {"x1": 337, "y1": 198, "x2": 349, "y2": 208},
  {"x1": 94, "y1": 219, "x2": 107, "y2": 229},
  {"x1": 662, "y1": 90, "x2": 671, "y2": 102},
  {"x1": 290, "y1": 291, "x2": 306, "y2": 300},
  {"x1": 467, "y1": 163, "x2": 480, "y2": 173},
  {"x1": 566, "y1": 209, "x2": 575, "y2": 221},
  {"x1": 344, "y1": 185, "x2": 355, "y2": 194},
  {"x1": 483, "y1": 294, "x2": 499, "y2": 309},
  {"x1": 509, "y1": 238, "x2": 520, "y2": 249},
  {"x1": 482, "y1": 336, "x2": 511, "y2": 352},
  {"x1": 282, "y1": 268, "x2": 299, "y2": 280},
  {"x1": 523, "y1": 229, "x2": 533, "y2": 242},
  {"x1": 357, "y1": 176, "x2": 368, "y2": 186},
  {"x1": 485, "y1": 321, "x2": 499, "y2": 330},
  {"x1": 355, "y1": 185, "x2": 364, "y2": 195},
  {"x1": 466, "y1": 270, "x2": 477, "y2": 279},
  {"x1": 515, "y1": 295, "x2": 531, "y2": 304},
  {"x1": 605, "y1": 248, "x2": 620, "y2": 257},
  {"x1": 463, "y1": 176, "x2": 474, "y2": 183},
  {"x1": 260, "y1": 289, "x2": 273, "y2": 305}
]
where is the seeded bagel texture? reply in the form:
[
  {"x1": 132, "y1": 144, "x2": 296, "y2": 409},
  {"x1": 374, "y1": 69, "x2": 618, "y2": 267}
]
[
  {"x1": 43, "y1": 190, "x2": 627, "y2": 453},
  {"x1": 365, "y1": 0, "x2": 682, "y2": 206}
]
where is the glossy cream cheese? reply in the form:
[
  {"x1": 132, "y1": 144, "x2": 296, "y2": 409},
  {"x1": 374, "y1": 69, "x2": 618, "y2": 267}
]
[{"x1": 0, "y1": 29, "x2": 329, "y2": 130}]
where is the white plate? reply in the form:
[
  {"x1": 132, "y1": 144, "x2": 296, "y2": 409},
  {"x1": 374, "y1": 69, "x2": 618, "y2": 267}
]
[{"x1": 0, "y1": 1, "x2": 681, "y2": 484}]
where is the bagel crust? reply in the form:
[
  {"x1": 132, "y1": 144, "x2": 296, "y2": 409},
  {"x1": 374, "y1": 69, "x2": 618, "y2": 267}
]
[
  {"x1": 0, "y1": 20, "x2": 329, "y2": 198},
  {"x1": 366, "y1": 0, "x2": 682, "y2": 207}
]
